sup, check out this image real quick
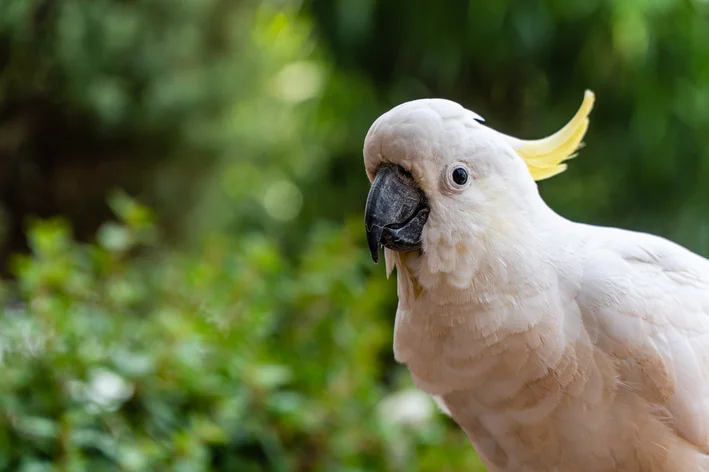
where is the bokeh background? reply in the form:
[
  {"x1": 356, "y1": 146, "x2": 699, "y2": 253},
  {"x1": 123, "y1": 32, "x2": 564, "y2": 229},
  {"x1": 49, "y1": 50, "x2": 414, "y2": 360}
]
[{"x1": 1, "y1": 0, "x2": 708, "y2": 470}]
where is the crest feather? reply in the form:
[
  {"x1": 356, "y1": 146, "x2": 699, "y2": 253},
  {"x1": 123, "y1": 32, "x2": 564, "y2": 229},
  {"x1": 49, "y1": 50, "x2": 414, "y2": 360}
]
[{"x1": 512, "y1": 90, "x2": 595, "y2": 181}]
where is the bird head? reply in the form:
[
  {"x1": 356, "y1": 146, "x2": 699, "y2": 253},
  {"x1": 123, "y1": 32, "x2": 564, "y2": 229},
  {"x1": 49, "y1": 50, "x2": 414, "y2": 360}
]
[{"x1": 363, "y1": 91, "x2": 595, "y2": 271}]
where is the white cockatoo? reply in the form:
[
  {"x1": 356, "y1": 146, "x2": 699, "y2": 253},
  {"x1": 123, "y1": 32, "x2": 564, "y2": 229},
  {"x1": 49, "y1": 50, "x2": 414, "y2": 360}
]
[{"x1": 363, "y1": 91, "x2": 709, "y2": 471}]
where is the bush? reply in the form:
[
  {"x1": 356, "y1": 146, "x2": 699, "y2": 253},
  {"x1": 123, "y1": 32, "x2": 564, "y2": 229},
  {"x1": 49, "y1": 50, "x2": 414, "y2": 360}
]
[{"x1": 0, "y1": 195, "x2": 485, "y2": 471}]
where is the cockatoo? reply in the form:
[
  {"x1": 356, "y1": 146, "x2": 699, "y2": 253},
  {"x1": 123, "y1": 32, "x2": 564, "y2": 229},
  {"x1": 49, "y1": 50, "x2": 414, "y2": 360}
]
[{"x1": 363, "y1": 91, "x2": 709, "y2": 471}]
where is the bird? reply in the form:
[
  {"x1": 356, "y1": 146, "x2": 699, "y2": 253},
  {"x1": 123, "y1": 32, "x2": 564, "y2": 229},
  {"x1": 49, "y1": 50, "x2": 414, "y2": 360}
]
[{"x1": 362, "y1": 91, "x2": 709, "y2": 471}]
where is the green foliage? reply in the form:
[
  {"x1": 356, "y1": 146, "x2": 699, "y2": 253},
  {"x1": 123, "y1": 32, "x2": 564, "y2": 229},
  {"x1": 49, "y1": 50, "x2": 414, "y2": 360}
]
[
  {"x1": 0, "y1": 200, "x2": 485, "y2": 471},
  {"x1": 0, "y1": 0, "x2": 325, "y2": 260}
]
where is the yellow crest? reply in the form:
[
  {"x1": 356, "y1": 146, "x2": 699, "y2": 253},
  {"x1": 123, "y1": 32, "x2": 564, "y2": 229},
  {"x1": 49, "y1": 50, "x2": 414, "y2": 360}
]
[{"x1": 512, "y1": 90, "x2": 595, "y2": 181}]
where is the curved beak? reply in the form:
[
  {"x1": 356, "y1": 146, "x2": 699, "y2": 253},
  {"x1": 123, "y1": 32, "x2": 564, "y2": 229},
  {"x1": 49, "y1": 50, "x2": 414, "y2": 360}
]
[{"x1": 364, "y1": 164, "x2": 429, "y2": 263}]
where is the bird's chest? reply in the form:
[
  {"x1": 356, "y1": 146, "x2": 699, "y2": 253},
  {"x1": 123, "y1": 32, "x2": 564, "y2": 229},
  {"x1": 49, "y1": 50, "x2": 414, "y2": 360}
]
[
  {"x1": 393, "y1": 295, "x2": 568, "y2": 396},
  {"x1": 394, "y1": 303, "x2": 680, "y2": 472},
  {"x1": 393, "y1": 311, "x2": 587, "y2": 470}
]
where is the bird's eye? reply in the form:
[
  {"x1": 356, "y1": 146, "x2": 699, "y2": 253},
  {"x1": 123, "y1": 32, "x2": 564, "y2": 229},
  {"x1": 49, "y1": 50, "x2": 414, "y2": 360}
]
[{"x1": 451, "y1": 167, "x2": 468, "y2": 186}]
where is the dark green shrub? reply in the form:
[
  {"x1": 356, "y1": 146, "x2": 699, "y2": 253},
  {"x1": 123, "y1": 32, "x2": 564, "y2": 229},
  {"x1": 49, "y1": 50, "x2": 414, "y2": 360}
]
[{"x1": 0, "y1": 195, "x2": 485, "y2": 471}]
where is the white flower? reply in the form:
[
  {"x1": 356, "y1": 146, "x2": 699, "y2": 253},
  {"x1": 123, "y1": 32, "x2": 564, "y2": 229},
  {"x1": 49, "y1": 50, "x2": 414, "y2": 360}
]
[
  {"x1": 85, "y1": 368, "x2": 134, "y2": 411},
  {"x1": 378, "y1": 388, "x2": 435, "y2": 427}
]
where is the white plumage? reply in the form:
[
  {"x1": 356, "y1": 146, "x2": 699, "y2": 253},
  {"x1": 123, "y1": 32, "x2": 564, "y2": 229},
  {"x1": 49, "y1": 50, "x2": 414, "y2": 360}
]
[{"x1": 363, "y1": 94, "x2": 709, "y2": 471}]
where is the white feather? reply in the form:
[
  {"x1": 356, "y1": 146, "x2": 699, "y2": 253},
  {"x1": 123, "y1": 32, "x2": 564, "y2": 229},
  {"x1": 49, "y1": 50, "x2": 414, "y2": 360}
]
[{"x1": 364, "y1": 98, "x2": 709, "y2": 471}]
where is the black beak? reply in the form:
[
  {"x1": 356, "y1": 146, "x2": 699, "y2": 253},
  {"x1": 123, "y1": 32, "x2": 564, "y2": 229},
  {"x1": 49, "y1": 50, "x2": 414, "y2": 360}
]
[{"x1": 364, "y1": 164, "x2": 429, "y2": 263}]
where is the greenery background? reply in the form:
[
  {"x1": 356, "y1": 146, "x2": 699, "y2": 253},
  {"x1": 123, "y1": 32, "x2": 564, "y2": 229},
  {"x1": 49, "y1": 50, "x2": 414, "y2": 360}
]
[{"x1": 1, "y1": 0, "x2": 708, "y2": 470}]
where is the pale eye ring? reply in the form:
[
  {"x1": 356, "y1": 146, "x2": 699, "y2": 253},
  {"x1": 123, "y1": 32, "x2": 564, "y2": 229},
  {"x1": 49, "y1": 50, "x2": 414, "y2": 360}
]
[{"x1": 443, "y1": 162, "x2": 471, "y2": 192}]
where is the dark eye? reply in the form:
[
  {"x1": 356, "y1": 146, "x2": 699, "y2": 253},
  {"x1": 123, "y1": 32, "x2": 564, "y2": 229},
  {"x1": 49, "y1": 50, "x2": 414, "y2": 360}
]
[{"x1": 452, "y1": 167, "x2": 468, "y2": 186}]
